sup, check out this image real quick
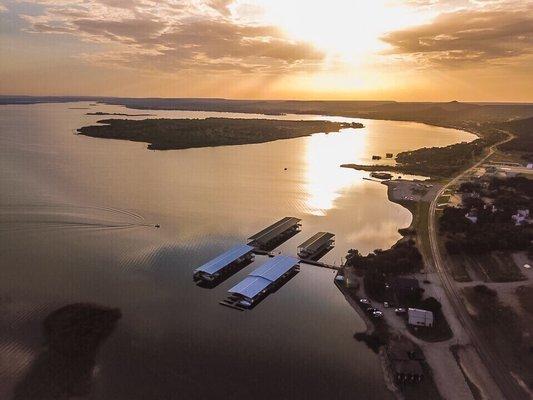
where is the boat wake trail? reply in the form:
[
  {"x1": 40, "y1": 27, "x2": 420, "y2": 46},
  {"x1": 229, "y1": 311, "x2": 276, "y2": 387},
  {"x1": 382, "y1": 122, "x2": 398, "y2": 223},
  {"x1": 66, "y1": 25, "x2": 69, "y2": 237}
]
[{"x1": 0, "y1": 204, "x2": 151, "y2": 234}]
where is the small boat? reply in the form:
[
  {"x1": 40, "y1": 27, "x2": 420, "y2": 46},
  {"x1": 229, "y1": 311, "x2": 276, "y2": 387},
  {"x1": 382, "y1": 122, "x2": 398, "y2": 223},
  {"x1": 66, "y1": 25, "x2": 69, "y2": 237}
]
[{"x1": 154, "y1": 224, "x2": 160, "y2": 228}]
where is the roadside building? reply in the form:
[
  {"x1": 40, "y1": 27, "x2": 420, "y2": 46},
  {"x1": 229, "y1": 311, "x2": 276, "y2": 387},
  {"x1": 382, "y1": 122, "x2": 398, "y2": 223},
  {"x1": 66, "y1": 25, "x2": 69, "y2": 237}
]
[
  {"x1": 390, "y1": 277, "x2": 420, "y2": 306},
  {"x1": 512, "y1": 209, "x2": 530, "y2": 226},
  {"x1": 391, "y1": 360, "x2": 424, "y2": 383},
  {"x1": 387, "y1": 341, "x2": 425, "y2": 383},
  {"x1": 408, "y1": 308, "x2": 434, "y2": 328},
  {"x1": 465, "y1": 210, "x2": 478, "y2": 224}
]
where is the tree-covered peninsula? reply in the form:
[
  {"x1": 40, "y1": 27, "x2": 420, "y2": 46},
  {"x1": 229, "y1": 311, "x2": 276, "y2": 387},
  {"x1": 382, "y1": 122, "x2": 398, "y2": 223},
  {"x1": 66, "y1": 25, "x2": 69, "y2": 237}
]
[{"x1": 78, "y1": 117, "x2": 363, "y2": 150}]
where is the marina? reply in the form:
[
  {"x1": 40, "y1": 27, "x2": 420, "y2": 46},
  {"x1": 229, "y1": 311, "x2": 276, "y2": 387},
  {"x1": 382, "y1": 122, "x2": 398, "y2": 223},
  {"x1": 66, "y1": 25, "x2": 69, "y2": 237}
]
[
  {"x1": 297, "y1": 232, "x2": 335, "y2": 260},
  {"x1": 193, "y1": 244, "x2": 255, "y2": 286},
  {"x1": 223, "y1": 255, "x2": 300, "y2": 309},
  {"x1": 194, "y1": 219, "x2": 339, "y2": 310},
  {"x1": 248, "y1": 217, "x2": 301, "y2": 250}
]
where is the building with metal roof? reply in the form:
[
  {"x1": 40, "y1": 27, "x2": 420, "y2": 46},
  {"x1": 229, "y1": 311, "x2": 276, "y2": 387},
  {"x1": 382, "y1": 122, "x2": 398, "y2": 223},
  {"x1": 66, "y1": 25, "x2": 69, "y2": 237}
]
[
  {"x1": 297, "y1": 232, "x2": 335, "y2": 259},
  {"x1": 248, "y1": 217, "x2": 301, "y2": 249},
  {"x1": 228, "y1": 255, "x2": 299, "y2": 306},
  {"x1": 408, "y1": 308, "x2": 434, "y2": 328},
  {"x1": 193, "y1": 244, "x2": 254, "y2": 283}
]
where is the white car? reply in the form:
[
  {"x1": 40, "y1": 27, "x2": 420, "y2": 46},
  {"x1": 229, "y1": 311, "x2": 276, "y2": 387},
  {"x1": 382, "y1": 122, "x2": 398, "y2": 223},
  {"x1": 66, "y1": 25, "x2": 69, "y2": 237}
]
[
  {"x1": 372, "y1": 311, "x2": 384, "y2": 319},
  {"x1": 394, "y1": 308, "x2": 406, "y2": 314},
  {"x1": 359, "y1": 298, "x2": 371, "y2": 305}
]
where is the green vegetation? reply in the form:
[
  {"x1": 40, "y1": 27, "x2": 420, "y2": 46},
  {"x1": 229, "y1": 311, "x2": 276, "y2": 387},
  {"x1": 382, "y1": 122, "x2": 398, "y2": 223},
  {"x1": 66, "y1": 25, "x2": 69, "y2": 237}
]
[
  {"x1": 450, "y1": 345, "x2": 483, "y2": 400},
  {"x1": 401, "y1": 359, "x2": 444, "y2": 400},
  {"x1": 473, "y1": 252, "x2": 525, "y2": 282},
  {"x1": 516, "y1": 285, "x2": 533, "y2": 316},
  {"x1": 463, "y1": 285, "x2": 533, "y2": 390},
  {"x1": 441, "y1": 177, "x2": 532, "y2": 254},
  {"x1": 78, "y1": 117, "x2": 363, "y2": 150},
  {"x1": 497, "y1": 117, "x2": 533, "y2": 152},
  {"x1": 342, "y1": 127, "x2": 506, "y2": 178},
  {"x1": 445, "y1": 253, "x2": 473, "y2": 282},
  {"x1": 386, "y1": 193, "x2": 432, "y2": 268},
  {"x1": 5, "y1": 97, "x2": 533, "y2": 126},
  {"x1": 346, "y1": 240, "x2": 424, "y2": 302},
  {"x1": 354, "y1": 325, "x2": 391, "y2": 354},
  {"x1": 86, "y1": 112, "x2": 153, "y2": 116}
]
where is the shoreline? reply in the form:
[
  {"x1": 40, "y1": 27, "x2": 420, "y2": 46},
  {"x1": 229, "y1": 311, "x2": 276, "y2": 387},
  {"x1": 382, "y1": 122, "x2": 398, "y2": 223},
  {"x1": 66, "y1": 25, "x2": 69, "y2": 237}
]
[{"x1": 335, "y1": 176, "x2": 465, "y2": 400}]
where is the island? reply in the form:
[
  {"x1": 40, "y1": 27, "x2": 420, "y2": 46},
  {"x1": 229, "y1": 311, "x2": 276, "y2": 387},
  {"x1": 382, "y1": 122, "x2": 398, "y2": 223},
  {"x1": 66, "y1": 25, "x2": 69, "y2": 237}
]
[
  {"x1": 86, "y1": 111, "x2": 154, "y2": 116},
  {"x1": 77, "y1": 118, "x2": 364, "y2": 150}
]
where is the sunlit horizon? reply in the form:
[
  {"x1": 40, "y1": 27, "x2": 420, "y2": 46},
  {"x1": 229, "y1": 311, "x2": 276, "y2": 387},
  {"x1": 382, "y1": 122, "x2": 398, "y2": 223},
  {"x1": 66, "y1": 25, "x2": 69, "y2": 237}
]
[{"x1": 0, "y1": 0, "x2": 532, "y2": 101}]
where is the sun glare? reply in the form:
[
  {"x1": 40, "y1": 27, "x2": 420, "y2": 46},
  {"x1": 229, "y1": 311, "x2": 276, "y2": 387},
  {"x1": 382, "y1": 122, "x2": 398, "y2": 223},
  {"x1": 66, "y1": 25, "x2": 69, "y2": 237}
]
[
  {"x1": 304, "y1": 128, "x2": 366, "y2": 216},
  {"x1": 242, "y1": 0, "x2": 430, "y2": 64}
]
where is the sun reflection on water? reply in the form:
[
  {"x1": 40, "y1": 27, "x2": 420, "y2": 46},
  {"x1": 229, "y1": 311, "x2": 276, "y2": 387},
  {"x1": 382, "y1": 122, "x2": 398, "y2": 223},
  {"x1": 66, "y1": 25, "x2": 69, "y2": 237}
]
[{"x1": 304, "y1": 129, "x2": 367, "y2": 216}]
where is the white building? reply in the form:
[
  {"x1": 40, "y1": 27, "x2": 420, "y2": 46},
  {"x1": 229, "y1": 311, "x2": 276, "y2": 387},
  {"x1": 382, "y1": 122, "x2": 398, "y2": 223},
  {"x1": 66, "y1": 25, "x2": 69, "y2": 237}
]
[
  {"x1": 512, "y1": 209, "x2": 530, "y2": 226},
  {"x1": 408, "y1": 308, "x2": 434, "y2": 328},
  {"x1": 465, "y1": 210, "x2": 478, "y2": 224}
]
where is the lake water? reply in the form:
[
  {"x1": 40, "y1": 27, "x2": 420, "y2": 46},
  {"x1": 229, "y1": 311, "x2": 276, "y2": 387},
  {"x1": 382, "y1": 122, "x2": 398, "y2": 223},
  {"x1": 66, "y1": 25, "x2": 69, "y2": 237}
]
[{"x1": 0, "y1": 102, "x2": 476, "y2": 399}]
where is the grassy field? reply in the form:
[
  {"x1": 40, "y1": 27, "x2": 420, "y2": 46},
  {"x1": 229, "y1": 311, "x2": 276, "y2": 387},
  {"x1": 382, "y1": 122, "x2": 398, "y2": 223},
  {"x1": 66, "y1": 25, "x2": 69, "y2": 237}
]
[
  {"x1": 398, "y1": 200, "x2": 432, "y2": 266},
  {"x1": 469, "y1": 252, "x2": 525, "y2": 282},
  {"x1": 463, "y1": 286, "x2": 533, "y2": 391},
  {"x1": 516, "y1": 285, "x2": 533, "y2": 316},
  {"x1": 445, "y1": 253, "x2": 473, "y2": 282},
  {"x1": 450, "y1": 345, "x2": 483, "y2": 400}
]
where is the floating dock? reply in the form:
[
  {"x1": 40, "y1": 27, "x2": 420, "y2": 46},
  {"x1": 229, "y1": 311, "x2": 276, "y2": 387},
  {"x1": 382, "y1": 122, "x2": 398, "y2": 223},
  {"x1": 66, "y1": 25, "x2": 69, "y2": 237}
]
[
  {"x1": 193, "y1": 244, "x2": 254, "y2": 284},
  {"x1": 248, "y1": 217, "x2": 301, "y2": 250},
  {"x1": 225, "y1": 255, "x2": 300, "y2": 308},
  {"x1": 297, "y1": 232, "x2": 335, "y2": 260}
]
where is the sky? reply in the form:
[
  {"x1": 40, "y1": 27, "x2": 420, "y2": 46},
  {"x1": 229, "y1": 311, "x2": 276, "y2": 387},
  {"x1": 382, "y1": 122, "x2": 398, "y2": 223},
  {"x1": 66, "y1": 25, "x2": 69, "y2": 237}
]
[{"x1": 0, "y1": 0, "x2": 532, "y2": 101}]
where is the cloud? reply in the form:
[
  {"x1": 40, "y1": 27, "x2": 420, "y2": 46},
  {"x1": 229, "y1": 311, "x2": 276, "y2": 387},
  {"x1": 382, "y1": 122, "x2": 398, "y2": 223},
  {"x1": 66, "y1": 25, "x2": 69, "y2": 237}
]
[
  {"x1": 382, "y1": 3, "x2": 533, "y2": 67},
  {"x1": 18, "y1": 0, "x2": 324, "y2": 74}
]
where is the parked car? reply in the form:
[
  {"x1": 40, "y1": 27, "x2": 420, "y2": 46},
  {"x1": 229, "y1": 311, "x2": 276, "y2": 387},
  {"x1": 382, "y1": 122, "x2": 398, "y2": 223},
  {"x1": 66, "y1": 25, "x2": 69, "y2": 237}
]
[
  {"x1": 366, "y1": 307, "x2": 378, "y2": 314},
  {"x1": 372, "y1": 311, "x2": 384, "y2": 319},
  {"x1": 359, "y1": 298, "x2": 370, "y2": 305},
  {"x1": 394, "y1": 308, "x2": 407, "y2": 314},
  {"x1": 383, "y1": 301, "x2": 390, "y2": 308}
]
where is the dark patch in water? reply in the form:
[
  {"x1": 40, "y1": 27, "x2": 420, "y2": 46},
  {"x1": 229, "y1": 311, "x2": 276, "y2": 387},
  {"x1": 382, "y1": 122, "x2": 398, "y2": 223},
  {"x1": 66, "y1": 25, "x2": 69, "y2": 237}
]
[{"x1": 13, "y1": 303, "x2": 121, "y2": 400}]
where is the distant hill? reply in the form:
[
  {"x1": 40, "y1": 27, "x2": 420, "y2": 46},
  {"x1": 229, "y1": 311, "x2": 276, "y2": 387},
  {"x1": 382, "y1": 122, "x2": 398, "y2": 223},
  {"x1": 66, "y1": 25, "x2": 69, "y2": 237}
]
[{"x1": 2, "y1": 96, "x2": 533, "y2": 124}]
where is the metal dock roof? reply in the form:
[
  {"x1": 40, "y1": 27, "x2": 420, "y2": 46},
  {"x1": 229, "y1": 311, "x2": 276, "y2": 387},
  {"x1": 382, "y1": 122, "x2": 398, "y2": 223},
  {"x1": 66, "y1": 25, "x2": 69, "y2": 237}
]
[
  {"x1": 228, "y1": 276, "x2": 272, "y2": 299},
  {"x1": 194, "y1": 244, "x2": 254, "y2": 275},
  {"x1": 228, "y1": 255, "x2": 299, "y2": 299},
  {"x1": 298, "y1": 232, "x2": 335, "y2": 253},
  {"x1": 248, "y1": 217, "x2": 301, "y2": 244},
  {"x1": 250, "y1": 255, "x2": 300, "y2": 281}
]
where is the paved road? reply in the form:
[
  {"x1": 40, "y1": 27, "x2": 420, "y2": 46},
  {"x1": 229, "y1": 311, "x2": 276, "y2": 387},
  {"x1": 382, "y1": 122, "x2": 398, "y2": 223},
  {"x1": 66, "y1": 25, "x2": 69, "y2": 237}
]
[{"x1": 427, "y1": 131, "x2": 529, "y2": 400}]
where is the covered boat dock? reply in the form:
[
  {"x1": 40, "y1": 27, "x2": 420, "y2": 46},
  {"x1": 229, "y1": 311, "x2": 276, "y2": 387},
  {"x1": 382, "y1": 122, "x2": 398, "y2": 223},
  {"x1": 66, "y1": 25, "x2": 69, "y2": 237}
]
[
  {"x1": 297, "y1": 232, "x2": 335, "y2": 259},
  {"x1": 226, "y1": 255, "x2": 300, "y2": 308},
  {"x1": 248, "y1": 217, "x2": 301, "y2": 250},
  {"x1": 193, "y1": 244, "x2": 254, "y2": 283}
]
